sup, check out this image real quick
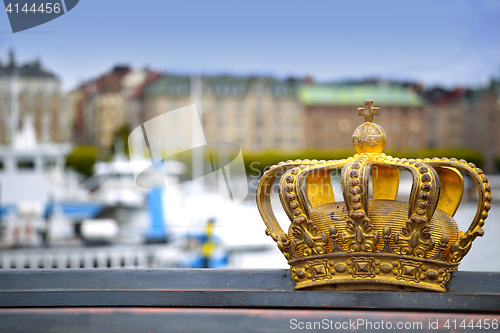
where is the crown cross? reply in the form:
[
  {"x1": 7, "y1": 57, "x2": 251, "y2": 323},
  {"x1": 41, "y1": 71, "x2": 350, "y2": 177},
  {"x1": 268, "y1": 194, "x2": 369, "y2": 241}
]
[{"x1": 357, "y1": 100, "x2": 380, "y2": 123}]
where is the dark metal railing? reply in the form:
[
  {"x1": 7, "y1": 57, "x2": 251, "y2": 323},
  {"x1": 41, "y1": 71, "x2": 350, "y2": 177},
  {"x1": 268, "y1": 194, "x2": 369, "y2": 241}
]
[{"x1": 0, "y1": 269, "x2": 499, "y2": 332}]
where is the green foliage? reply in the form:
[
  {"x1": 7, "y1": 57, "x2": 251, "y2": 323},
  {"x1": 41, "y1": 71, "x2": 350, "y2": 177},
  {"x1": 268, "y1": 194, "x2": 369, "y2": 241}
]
[
  {"x1": 495, "y1": 154, "x2": 500, "y2": 173},
  {"x1": 242, "y1": 149, "x2": 356, "y2": 177},
  {"x1": 110, "y1": 125, "x2": 131, "y2": 157},
  {"x1": 65, "y1": 145, "x2": 98, "y2": 177},
  {"x1": 124, "y1": 146, "x2": 485, "y2": 181},
  {"x1": 242, "y1": 147, "x2": 485, "y2": 177},
  {"x1": 385, "y1": 148, "x2": 485, "y2": 169}
]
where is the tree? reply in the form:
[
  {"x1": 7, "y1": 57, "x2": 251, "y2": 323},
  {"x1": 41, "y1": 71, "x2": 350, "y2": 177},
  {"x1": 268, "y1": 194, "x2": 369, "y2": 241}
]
[
  {"x1": 65, "y1": 145, "x2": 98, "y2": 177},
  {"x1": 110, "y1": 125, "x2": 131, "y2": 156}
]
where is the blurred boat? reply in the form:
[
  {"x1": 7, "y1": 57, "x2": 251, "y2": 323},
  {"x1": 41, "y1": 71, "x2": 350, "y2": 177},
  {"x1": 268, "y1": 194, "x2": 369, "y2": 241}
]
[
  {"x1": 82, "y1": 153, "x2": 185, "y2": 245},
  {"x1": 0, "y1": 117, "x2": 104, "y2": 248}
]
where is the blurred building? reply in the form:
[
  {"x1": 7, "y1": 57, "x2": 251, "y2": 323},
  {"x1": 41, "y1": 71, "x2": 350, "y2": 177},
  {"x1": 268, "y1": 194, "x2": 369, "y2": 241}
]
[
  {"x1": 69, "y1": 63, "x2": 500, "y2": 173},
  {"x1": 143, "y1": 75, "x2": 303, "y2": 152},
  {"x1": 203, "y1": 76, "x2": 303, "y2": 151},
  {"x1": 0, "y1": 51, "x2": 71, "y2": 144},
  {"x1": 72, "y1": 66, "x2": 160, "y2": 153},
  {"x1": 72, "y1": 66, "x2": 129, "y2": 152},
  {"x1": 142, "y1": 74, "x2": 192, "y2": 154},
  {"x1": 462, "y1": 88, "x2": 500, "y2": 172},
  {"x1": 298, "y1": 84, "x2": 426, "y2": 150},
  {"x1": 122, "y1": 68, "x2": 161, "y2": 130},
  {"x1": 425, "y1": 88, "x2": 466, "y2": 149},
  {"x1": 426, "y1": 85, "x2": 500, "y2": 172}
]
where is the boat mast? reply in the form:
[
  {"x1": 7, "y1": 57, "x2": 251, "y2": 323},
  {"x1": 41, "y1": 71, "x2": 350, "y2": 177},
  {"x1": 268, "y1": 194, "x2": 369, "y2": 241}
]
[
  {"x1": 190, "y1": 73, "x2": 204, "y2": 192},
  {"x1": 9, "y1": 63, "x2": 19, "y2": 144}
]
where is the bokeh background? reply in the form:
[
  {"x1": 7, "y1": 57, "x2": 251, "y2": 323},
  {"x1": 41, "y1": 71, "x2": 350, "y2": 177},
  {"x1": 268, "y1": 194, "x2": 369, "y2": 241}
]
[{"x1": 0, "y1": 0, "x2": 499, "y2": 271}]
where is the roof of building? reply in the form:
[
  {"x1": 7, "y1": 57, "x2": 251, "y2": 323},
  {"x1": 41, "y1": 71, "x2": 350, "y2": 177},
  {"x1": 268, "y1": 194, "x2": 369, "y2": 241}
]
[
  {"x1": 144, "y1": 74, "x2": 303, "y2": 98},
  {"x1": 144, "y1": 75, "x2": 191, "y2": 97},
  {"x1": 0, "y1": 51, "x2": 58, "y2": 80},
  {"x1": 424, "y1": 87, "x2": 470, "y2": 105},
  {"x1": 204, "y1": 75, "x2": 251, "y2": 96},
  {"x1": 298, "y1": 84, "x2": 423, "y2": 106},
  {"x1": 128, "y1": 70, "x2": 162, "y2": 99}
]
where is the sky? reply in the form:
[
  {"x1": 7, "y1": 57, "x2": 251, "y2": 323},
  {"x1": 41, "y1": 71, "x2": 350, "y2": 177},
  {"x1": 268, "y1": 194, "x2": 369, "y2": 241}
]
[{"x1": 0, "y1": 0, "x2": 499, "y2": 91}]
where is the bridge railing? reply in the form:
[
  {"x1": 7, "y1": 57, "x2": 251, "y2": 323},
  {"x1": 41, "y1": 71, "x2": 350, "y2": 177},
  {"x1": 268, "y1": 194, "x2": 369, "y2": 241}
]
[{"x1": 0, "y1": 269, "x2": 499, "y2": 332}]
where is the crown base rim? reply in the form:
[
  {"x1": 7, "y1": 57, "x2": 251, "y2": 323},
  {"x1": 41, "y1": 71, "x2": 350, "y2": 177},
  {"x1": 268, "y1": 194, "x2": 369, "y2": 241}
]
[
  {"x1": 289, "y1": 253, "x2": 458, "y2": 292},
  {"x1": 288, "y1": 252, "x2": 456, "y2": 265},
  {"x1": 294, "y1": 279, "x2": 447, "y2": 292}
]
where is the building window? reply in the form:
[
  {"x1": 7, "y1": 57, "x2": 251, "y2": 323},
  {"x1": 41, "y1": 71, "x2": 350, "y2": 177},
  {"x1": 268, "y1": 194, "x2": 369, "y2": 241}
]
[
  {"x1": 254, "y1": 137, "x2": 262, "y2": 147},
  {"x1": 42, "y1": 114, "x2": 51, "y2": 143},
  {"x1": 217, "y1": 118, "x2": 225, "y2": 128},
  {"x1": 236, "y1": 102, "x2": 244, "y2": 112},
  {"x1": 391, "y1": 121, "x2": 401, "y2": 133},
  {"x1": 254, "y1": 116, "x2": 264, "y2": 128},
  {"x1": 168, "y1": 102, "x2": 179, "y2": 111},
  {"x1": 167, "y1": 83, "x2": 188, "y2": 95},
  {"x1": 254, "y1": 100, "x2": 262, "y2": 112},
  {"x1": 410, "y1": 120, "x2": 421, "y2": 133},
  {"x1": 201, "y1": 102, "x2": 211, "y2": 113},
  {"x1": 337, "y1": 118, "x2": 351, "y2": 133},
  {"x1": 237, "y1": 84, "x2": 246, "y2": 94},
  {"x1": 409, "y1": 107, "x2": 419, "y2": 118},
  {"x1": 410, "y1": 135, "x2": 420, "y2": 148},
  {"x1": 235, "y1": 118, "x2": 244, "y2": 128},
  {"x1": 43, "y1": 158, "x2": 56, "y2": 170},
  {"x1": 272, "y1": 85, "x2": 288, "y2": 95},
  {"x1": 17, "y1": 159, "x2": 35, "y2": 170},
  {"x1": 216, "y1": 102, "x2": 224, "y2": 113},
  {"x1": 254, "y1": 85, "x2": 263, "y2": 96}
]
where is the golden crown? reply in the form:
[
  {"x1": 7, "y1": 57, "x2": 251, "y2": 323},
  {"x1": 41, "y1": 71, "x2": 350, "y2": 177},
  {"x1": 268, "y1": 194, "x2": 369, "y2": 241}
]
[{"x1": 256, "y1": 100, "x2": 491, "y2": 292}]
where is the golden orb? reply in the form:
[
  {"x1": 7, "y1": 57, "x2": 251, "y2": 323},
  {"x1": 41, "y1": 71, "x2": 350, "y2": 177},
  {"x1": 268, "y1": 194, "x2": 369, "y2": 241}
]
[{"x1": 352, "y1": 122, "x2": 387, "y2": 154}]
